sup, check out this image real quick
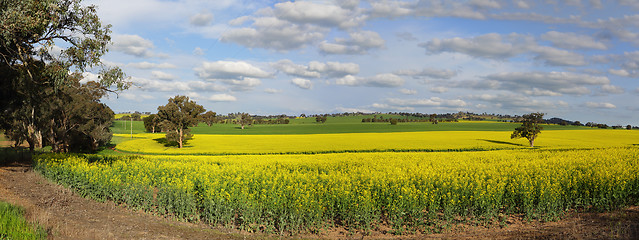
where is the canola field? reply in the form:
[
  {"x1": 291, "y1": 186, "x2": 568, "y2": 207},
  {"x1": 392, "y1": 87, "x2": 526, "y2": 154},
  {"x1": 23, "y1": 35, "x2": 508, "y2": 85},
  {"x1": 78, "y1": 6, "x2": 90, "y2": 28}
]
[
  {"x1": 35, "y1": 146, "x2": 639, "y2": 233},
  {"x1": 115, "y1": 130, "x2": 639, "y2": 155}
]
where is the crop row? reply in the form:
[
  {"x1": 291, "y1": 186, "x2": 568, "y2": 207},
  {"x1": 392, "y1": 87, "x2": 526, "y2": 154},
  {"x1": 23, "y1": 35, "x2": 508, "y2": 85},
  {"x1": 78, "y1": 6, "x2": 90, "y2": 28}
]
[{"x1": 34, "y1": 148, "x2": 639, "y2": 234}]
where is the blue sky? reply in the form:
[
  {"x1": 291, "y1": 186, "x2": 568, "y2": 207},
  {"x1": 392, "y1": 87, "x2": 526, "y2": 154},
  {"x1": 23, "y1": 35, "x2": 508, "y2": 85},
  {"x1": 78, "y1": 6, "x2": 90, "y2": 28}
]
[{"x1": 83, "y1": 0, "x2": 639, "y2": 125}]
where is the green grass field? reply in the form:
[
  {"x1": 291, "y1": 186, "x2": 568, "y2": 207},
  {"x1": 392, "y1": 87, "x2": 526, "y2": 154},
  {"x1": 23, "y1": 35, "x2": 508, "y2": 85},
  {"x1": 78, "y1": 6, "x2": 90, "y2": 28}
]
[{"x1": 110, "y1": 116, "x2": 593, "y2": 136}]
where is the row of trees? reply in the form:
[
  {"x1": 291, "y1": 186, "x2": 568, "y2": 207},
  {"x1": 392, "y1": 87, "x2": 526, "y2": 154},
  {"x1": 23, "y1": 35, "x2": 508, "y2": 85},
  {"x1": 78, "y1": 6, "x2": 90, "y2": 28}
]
[{"x1": 1, "y1": 0, "x2": 129, "y2": 152}]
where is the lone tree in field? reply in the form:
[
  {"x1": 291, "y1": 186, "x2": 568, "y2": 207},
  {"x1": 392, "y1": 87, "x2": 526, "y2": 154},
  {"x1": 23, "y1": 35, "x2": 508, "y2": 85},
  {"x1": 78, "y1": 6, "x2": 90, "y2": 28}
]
[
  {"x1": 511, "y1": 112, "x2": 544, "y2": 147},
  {"x1": 236, "y1": 113, "x2": 252, "y2": 129},
  {"x1": 157, "y1": 96, "x2": 205, "y2": 148}
]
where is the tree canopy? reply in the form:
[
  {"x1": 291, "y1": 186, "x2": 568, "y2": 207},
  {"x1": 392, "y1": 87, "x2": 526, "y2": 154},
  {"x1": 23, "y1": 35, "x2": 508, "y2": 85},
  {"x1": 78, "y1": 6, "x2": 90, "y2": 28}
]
[
  {"x1": 157, "y1": 96, "x2": 205, "y2": 148},
  {"x1": 1, "y1": 0, "x2": 128, "y2": 152},
  {"x1": 511, "y1": 112, "x2": 544, "y2": 147}
]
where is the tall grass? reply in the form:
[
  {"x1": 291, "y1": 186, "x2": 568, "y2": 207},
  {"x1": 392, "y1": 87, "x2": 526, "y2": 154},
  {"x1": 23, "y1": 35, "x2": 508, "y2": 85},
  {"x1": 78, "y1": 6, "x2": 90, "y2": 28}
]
[{"x1": 0, "y1": 201, "x2": 47, "y2": 240}]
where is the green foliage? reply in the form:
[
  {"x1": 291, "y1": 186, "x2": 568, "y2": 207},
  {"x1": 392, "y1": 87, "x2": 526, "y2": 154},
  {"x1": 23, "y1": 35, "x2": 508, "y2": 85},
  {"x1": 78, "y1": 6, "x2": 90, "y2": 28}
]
[
  {"x1": 511, "y1": 112, "x2": 545, "y2": 147},
  {"x1": 157, "y1": 96, "x2": 205, "y2": 148},
  {"x1": 0, "y1": 201, "x2": 47, "y2": 240},
  {"x1": 200, "y1": 111, "x2": 217, "y2": 127},
  {"x1": 315, "y1": 116, "x2": 327, "y2": 123},
  {"x1": 1, "y1": 0, "x2": 127, "y2": 152},
  {"x1": 143, "y1": 114, "x2": 161, "y2": 133}
]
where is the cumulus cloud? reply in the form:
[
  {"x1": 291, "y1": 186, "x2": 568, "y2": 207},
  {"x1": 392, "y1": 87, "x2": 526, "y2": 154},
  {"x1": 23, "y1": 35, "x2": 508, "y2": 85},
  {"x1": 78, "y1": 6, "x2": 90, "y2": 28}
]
[
  {"x1": 382, "y1": 97, "x2": 468, "y2": 109},
  {"x1": 264, "y1": 88, "x2": 282, "y2": 94},
  {"x1": 208, "y1": 94, "x2": 237, "y2": 102},
  {"x1": 308, "y1": 61, "x2": 359, "y2": 77},
  {"x1": 541, "y1": 31, "x2": 607, "y2": 50},
  {"x1": 291, "y1": 78, "x2": 312, "y2": 89},
  {"x1": 399, "y1": 89, "x2": 417, "y2": 95},
  {"x1": 484, "y1": 71, "x2": 609, "y2": 95},
  {"x1": 127, "y1": 62, "x2": 177, "y2": 69},
  {"x1": 120, "y1": 92, "x2": 155, "y2": 102},
  {"x1": 131, "y1": 77, "x2": 226, "y2": 92},
  {"x1": 319, "y1": 30, "x2": 385, "y2": 55},
  {"x1": 273, "y1": 1, "x2": 362, "y2": 29},
  {"x1": 429, "y1": 87, "x2": 449, "y2": 93},
  {"x1": 421, "y1": 33, "x2": 533, "y2": 59},
  {"x1": 272, "y1": 59, "x2": 321, "y2": 78},
  {"x1": 395, "y1": 67, "x2": 458, "y2": 79},
  {"x1": 112, "y1": 34, "x2": 157, "y2": 58},
  {"x1": 221, "y1": 16, "x2": 327, "y2": 51},
  {"x1": 195, "y1": 61, "x2": 272, "y2": 80},
  {"x1": 421, "y1": 33, "x2": 588, "y2": 66},
  {"x1": 467, "y1": 93, "x2": 569, "y2": 111},
  {"x1": 336, "y1": 74, "x2": 404, "y2": 87},
  {"x1": 600, "y1": 85, "x2": 625, "y2": 94},
  {"x1": 469, "y1": 0, "x2": 501, "y2": 9},
  {"x1": 273, "y1": 59, "x2": 359, "y2": 78},
  {"x1": 190, "y1": 12, "x2": 214, "y2": 26},
  {"x1": 531, "y1": 46, "x2": 587, "y2": 66},
  {"x1": 584, "y1": 102, "x2": 616, "y2": 109},
  {"x1": 608, "y1": 68, "x2": 630, "y2": 77},
  {"x1": 151, "y1": 71, "x2": 177, "y2": 80}
]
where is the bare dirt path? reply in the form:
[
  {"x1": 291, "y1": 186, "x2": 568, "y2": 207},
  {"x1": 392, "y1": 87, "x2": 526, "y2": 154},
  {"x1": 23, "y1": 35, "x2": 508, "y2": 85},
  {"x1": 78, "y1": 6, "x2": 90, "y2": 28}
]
[{"x1": 1, "y1": 160, "x2": 638, "y2": 239}]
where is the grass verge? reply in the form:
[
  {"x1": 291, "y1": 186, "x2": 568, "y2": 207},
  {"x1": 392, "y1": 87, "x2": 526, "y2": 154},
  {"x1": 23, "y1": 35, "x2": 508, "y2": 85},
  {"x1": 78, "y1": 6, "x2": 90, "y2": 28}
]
[{"x1": 0, "y1": 201, "x2": 47, "y2": 240}]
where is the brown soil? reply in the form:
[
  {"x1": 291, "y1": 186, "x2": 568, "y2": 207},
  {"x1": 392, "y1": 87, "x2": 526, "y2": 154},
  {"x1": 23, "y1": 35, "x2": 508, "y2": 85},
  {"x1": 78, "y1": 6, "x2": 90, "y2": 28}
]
[{"x1": 1, "y1": 160, "x2": 638, "y2": 240}]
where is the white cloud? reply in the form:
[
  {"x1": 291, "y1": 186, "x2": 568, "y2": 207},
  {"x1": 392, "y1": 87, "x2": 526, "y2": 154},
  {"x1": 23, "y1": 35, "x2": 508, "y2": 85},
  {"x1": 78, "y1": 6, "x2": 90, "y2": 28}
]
[
  {"x1": 395, "y1": 67, "x2": 458, "y2": 79},
  {"x1": 272, "y1": 59, "x2": 321, "y2": 78},
  {"x1": 523, "y1": 88, "x2": 562, "y2": 96},
  {"x1": 190, "y1": 12, "x2": 214, "y2": 26},
  {"x1": 429, "y1": 87, "x2": 449, "y2": 93},
  {"x1": 399, "y1": 89, "x2": 417, "y2": 95},
  {"x1": 221, "y1": 16, "x2": 327, "y2": 51},
  {"x1": 600, "y1": 85, "x2": 625, "y2": 94},
  {"x1": 469, "y1": 0, "x2": 501, "y2": 9},
  {"x1": 208, "y1": 94, "x2": 237, "y2": 102},
  {"x1": 264, "y1": 88, "x2": 282, "y2": 94},
  {"x1": 385, "y1": 97, "x2": 468, "y2": 108},
  {"x1": 308, "y1": 61, "x2": 359, "y2": 77},
  {"x1": 541, "y1": 31, "x2": 607, "y2": 50},
  {"x1": 483, "y1": 71, "x2": 609, "y2": 95},
  {"x1": 608, "y1": 68, "x2": 630, "y2": 77},
  {"x1": 226, "y1": 78, "x2": 262, "y2": 91},
  {"x1": 319, "y1": 30, "x2": 385, "y2": 55},
  {"x1": 131, "y1": 77, "x2": 226, "y2": 92},
  {"x1": 112, "y1": 34, "x2": 156, "y2": 58},
  {"x1": 80, "y1": 72, "x2": 100, "y2": 84},
  {"x1": 531, "y1": 46, "x2": 587, "y2": 66},
  {"x1": 127, "y1": 62, "x2": 177, "y2": 69},
  {"x1": 151, "y1": 71, "x2": 177, "y2": 81},
  {"x1": 467, "y1": 93, "x2": 569, "y2": 111},
  {"x1": 584, "y1": 102, "x2": 616, "y2": 109},
  {"x1": 421, "y1": 33, "x2": 533, "y2": 59},
  {"x1": 273, "y1": 1, "x2": 362, "y2": 29},
  {"x1": 291, "y1": 78, "x2": 312, "y2": 89},
  {"x1": 515, "y1": 0, "x2": 531, "y2": 8},
  {"x1": 369, "y1": 1, "x2": 413, "y2": 18},
  {"x1": 336, "y1": 74, "x2": 404, "y2": 87},
  {"x1": 273, "y1": 59, "x2": 359, "y2": 78},
  {"x1": 120, "y1": 92, "x2": 155, "y2": 102},
  {"x1": 195, "y1": 61, "x2": 272, "y2": 80},
  {"x1": 193, "y1": 47, "x2": 205, "y2": 56}
]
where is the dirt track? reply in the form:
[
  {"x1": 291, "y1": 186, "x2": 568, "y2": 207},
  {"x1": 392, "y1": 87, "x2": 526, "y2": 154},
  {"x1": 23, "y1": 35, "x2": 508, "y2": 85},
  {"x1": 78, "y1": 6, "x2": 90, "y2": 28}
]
[{"x1": 1, "y1": 160, "x2": 638, "y2": 239}]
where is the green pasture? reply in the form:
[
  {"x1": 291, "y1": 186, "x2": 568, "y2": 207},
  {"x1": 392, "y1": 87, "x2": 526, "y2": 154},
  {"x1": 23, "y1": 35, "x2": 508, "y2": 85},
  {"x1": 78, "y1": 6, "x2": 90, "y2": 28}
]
[{"x1": 110, "y1": 116, "x2": 594, "y2": 136}]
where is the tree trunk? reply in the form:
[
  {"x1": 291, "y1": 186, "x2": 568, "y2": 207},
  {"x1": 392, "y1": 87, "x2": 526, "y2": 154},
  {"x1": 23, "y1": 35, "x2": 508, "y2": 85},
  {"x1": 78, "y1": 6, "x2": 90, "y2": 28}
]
[
  {"x1": 529, "y1": 136, "x2": 535, "y2": 147},
  {"x1": 178, "y1": 128, "x2": 183, "y2": 148}
]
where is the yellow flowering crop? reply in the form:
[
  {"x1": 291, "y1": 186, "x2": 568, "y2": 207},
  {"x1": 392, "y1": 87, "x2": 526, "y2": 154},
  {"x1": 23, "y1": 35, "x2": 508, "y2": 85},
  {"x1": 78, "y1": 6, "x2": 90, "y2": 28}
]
[{"x1": 35, "y1": 147, "x2": 639, "y2": 233}]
